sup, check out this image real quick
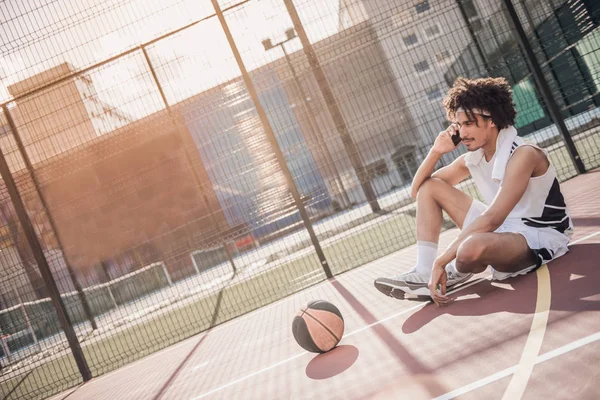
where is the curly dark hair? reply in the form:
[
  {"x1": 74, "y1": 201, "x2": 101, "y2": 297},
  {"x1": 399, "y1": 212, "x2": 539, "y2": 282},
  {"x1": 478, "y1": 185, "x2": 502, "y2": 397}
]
[{"x1": 443, "y1": 77, "x2": 517, "y2": 130}]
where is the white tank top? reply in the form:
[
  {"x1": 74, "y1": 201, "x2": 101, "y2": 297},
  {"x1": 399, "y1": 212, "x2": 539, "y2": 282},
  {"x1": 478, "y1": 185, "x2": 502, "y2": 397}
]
[{"x1": 465, "y1": 137, "x2": 573, "y2": 237}]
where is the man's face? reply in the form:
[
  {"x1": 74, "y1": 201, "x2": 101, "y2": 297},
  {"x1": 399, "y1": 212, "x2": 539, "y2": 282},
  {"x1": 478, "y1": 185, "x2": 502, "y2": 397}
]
[{"x1": 454, "y1": 111, "x2": 495, "y2": 152}]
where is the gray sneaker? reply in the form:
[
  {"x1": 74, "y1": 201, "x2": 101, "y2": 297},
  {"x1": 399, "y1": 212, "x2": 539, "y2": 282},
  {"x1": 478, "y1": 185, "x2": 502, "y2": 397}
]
[{"x1": 374, "y1": 267, "x2": 473, "y2": 298}]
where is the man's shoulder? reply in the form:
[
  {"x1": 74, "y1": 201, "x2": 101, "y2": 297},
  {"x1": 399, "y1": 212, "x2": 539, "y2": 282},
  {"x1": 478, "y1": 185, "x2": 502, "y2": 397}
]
[
  {"x1": 510, "y1": 143, "x2": 547, "y2": 162},
  {"x1": 508, "y1": 145, "x2": 549, "y2": 177}
]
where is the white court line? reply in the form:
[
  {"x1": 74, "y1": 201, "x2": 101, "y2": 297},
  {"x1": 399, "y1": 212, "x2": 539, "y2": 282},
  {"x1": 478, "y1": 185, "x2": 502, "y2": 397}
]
[
  {"x1": 433, "y1": 331, "x2": 600, "y2": 400},
  {"x1": 569, "y1": 230, "x2": 600, "y2": 245},
  {"x1": 192, "y1": 361, "x2": 210, "y2": 371}
]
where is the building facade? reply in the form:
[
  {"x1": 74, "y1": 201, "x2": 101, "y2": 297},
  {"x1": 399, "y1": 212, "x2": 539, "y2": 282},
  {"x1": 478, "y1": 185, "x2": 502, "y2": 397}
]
[
  {"x1": 341, "y1": 0, "x2": 475, "y2": 164},
  {"x1": 5, "y1": 62, "x2": 132, "y2": 167}
]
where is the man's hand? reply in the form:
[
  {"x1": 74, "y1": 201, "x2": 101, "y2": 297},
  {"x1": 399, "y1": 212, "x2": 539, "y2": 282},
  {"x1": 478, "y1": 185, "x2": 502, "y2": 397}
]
[
  {"x1": 431, "y1": 124, "x2": 460, "y2": 156},
  {"x1": 429, "y1": 262, "x2": 453, "y2": 306}
]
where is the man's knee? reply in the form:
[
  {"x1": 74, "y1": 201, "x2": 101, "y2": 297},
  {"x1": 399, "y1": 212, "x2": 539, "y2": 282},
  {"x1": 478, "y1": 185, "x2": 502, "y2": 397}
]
[
  {"x1": 416, "y1": 177, "x2": 447, "y2": 199},
  {"x1": 456, "y1": 234, "x2": 488, "y2": 273}
]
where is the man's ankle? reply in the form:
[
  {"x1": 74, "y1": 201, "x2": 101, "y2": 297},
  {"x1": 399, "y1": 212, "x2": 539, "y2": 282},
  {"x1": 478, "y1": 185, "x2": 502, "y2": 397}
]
[{"x1": 414, "y1": 241, "x2": 438, "y2": 277}]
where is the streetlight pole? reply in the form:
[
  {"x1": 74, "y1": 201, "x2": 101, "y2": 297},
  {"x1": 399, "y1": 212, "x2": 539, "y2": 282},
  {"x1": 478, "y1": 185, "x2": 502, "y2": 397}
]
[{"x1": 262, "y1": 30, "x2": 351, "y2": 209}]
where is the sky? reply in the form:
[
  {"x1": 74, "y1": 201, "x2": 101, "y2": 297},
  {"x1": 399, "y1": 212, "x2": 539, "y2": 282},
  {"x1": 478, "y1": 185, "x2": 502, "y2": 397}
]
[{"x1": 0, "y1": 0, "x2": 344, "y2": 118}]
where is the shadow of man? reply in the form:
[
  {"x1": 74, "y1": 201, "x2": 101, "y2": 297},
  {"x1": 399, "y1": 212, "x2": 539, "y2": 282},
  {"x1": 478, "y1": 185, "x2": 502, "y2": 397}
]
[{"x1": 403, "y1": 243, "x2": 600, "y2": 334}]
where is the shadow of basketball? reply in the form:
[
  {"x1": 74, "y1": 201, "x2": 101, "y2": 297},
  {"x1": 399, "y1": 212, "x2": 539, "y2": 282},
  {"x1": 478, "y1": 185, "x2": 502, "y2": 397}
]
[{"x1": 305, "y1": 345, "x2": 359, "y2": 380}]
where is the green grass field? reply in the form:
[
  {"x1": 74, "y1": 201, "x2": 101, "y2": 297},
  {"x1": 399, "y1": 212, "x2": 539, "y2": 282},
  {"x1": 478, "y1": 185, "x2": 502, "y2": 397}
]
[{"x1": 2, "y1": 131, "x2": 599, "y2": 400}]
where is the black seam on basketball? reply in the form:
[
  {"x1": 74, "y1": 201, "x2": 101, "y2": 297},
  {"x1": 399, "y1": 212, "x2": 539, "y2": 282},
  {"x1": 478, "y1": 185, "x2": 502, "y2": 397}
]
[
  {"x1": 306, "y1": 301, "x2": 343, "y2": 320},
  {"x1": 303, "y1": 310, "x2": 341, "y2": 343}
]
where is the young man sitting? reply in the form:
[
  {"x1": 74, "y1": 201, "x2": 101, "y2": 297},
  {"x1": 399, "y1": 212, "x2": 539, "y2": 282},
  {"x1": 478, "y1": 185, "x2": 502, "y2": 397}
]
[{"x1": 374, "y1": 77, "x2": 573, "y2": 305}]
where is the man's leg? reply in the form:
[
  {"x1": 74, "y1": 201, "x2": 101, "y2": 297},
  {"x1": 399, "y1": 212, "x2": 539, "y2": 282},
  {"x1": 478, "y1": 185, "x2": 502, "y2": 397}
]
[
  {"x1": 415, "y1": 178, "x2": 475, "y2": 242},
  {"x1": 374, "y1": 178, "x2": 476, "y2": 297},
  {"x1": 455, "y1": 232, "x2": 536, "y2": 274}
]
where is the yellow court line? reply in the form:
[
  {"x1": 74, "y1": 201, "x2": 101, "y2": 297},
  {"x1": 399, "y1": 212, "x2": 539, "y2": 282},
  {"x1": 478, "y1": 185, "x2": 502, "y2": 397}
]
[{"x1": 501, "y1": 264, "x2": 551, "y2": 400}]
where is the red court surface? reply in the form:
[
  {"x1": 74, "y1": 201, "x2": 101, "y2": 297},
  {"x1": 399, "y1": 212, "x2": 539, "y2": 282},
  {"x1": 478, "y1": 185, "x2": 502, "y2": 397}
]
[{"x1": 50, "y1": 170, "x2": 600, "y2": 400}]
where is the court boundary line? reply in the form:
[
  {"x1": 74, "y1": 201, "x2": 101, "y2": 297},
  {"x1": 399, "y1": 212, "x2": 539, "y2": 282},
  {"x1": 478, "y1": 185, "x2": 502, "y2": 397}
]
[{"x1": 569, "y1": 230, "x2": 600, "y2": 244}]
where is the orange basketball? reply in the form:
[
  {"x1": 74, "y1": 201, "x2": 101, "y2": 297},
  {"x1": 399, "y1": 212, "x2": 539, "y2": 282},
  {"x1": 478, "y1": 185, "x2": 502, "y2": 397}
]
[{"x1": 292, "y1": 300, "x2": 344, "y2": 353}]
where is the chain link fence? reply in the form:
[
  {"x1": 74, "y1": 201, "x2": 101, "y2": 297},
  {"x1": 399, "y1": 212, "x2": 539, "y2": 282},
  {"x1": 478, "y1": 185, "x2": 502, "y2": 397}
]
[{"x1": 0, "y1": 0, "x2": 598, "y2": 398}]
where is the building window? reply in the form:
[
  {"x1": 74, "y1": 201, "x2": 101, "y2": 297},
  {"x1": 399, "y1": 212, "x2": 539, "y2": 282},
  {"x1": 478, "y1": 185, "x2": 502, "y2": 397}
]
[
  {"x1": 391, "y1": 10, "x2": 413, "y2": 28},
  {"x1": 392, "y1": 147, "x2": 417, "y2": 183},
  {"x1": 426, "y1": 86, "x2": 444, "y2": 101},
  {"x1": 0, "y1": 124, "x2": 10, "y2": 138},
  {"x1": 415, "y1": 1, "x2": 430, "y2": 14},
  {"x1": 425, "y1": 24, "x2": 441, "y2": 38},
  {"x1": 462, "y1": 0, "x2": 478, "y2": 18},
  {"x1": 366, "y1": 159, "x2": 389, "y2": 180},
  {"x1": 414, "y1": 60, "x2": 430, "y2": 73},
  {"x1": 403, "y1": 33, "x2": 419, "y2": 47},
  {"x1": 436, "y1": 50, "x2": 452, "y2": 63},
  {"x1": 470, "y1": 18, "x2": 483, "y2": 31}
]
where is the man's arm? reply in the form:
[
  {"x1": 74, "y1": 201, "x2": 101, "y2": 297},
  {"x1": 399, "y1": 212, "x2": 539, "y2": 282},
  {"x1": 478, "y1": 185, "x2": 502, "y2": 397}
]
[
  {"x1": 431, "y1": 154, "x2": 470, "y2": 185},
  {"x1": 429, "y1": 146, "x2": 545, "y2": 302},
  {"x1": 410, "y1": 126, "x2": 470, "y2": 198}
]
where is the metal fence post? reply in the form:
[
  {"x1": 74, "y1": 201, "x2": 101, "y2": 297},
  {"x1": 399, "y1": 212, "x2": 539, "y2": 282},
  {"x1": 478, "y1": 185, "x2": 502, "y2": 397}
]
[
  {"x1": 0, "y1": 127, "x2": 91, "y2": 381},
  {"x1": 503, "y1": 0, "x2": 586, "y2": 174},
  {"x1": 283, "y1": 0, "x2": 382, "y2": 214},
  {"x1": 3, "y1": 106, "x2": 98, "y2": 330},
  {"x1": 210, "y1": 0, "x2": 333, "y2": 279}
]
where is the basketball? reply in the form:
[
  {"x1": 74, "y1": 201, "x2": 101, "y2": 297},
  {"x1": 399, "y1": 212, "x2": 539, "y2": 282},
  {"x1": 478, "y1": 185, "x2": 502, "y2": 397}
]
[{"x1": 292, "y1": 300, "x2": 344, "y2": 353}]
